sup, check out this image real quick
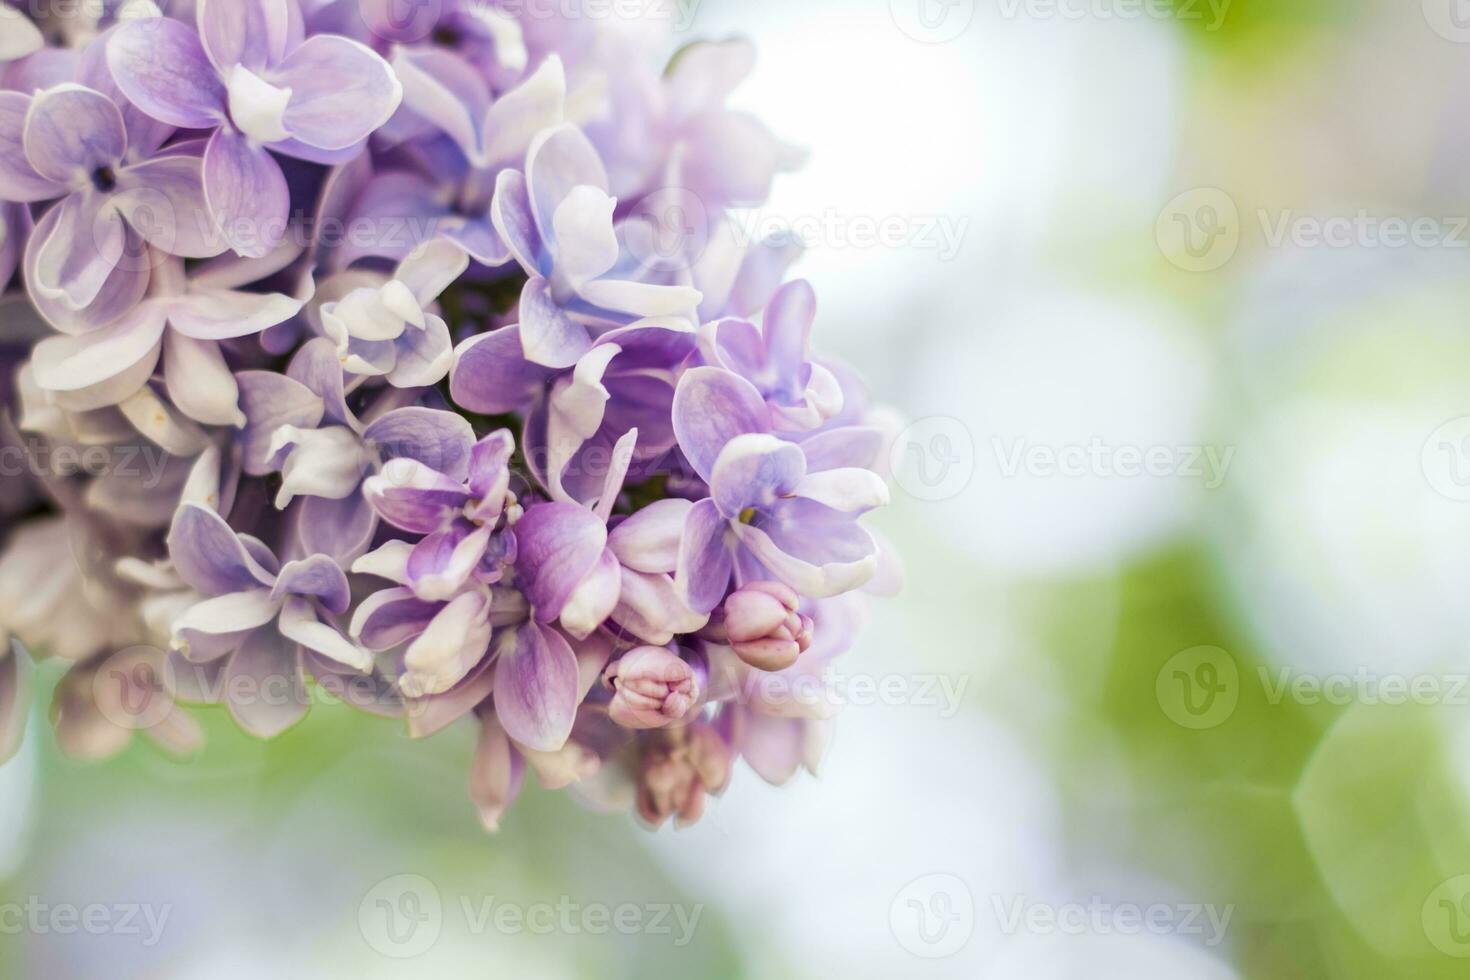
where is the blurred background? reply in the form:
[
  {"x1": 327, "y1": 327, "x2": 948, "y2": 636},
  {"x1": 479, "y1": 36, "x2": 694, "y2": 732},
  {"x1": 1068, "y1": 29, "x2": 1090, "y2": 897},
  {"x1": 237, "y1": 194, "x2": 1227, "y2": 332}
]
[{"x1": 9, "y1": 0, "x2": 1470, "y2": 976}]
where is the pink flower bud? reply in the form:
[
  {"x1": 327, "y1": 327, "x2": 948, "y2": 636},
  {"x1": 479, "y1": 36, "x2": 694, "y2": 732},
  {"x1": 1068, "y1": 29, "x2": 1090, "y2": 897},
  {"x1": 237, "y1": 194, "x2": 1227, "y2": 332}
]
[
  {"x1": 635, "y1": 723, "x2": 733, "y2": 828},
  {"x1": 603, "y1": 646, "x2": 698, "y2": 729},
  {"x1": 723, "y1": 581, "x2": 813, "y2": 672}
]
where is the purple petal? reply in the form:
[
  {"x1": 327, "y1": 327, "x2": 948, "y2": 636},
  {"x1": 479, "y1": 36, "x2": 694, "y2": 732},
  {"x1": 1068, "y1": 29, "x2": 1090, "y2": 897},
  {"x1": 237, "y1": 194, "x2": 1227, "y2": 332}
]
[
  {"x1": 363, "y1": 458, "x2": 470, "y2": 533},
  {"x1": 469, "y1": 713, "x2": 524, "y2": 831},
  {"x1": 350, "y1": 586, "x2": 440, "y2": 652},
  {"x1": 519, "y1": 276, "x2": 590, "y2": 369},
  {"x1": 278, "y1": 597, "x2": 371, "y2": 672},
  {"x1": 295, "y1": 493, "x2": 378, "y2": 566},
  {"x1": 480, "y1": 55, "x2": 565, "y2": 168},
  {"x1": 761, "y1": 278, "x2": 816, "y2": 377},
  {"x1": 672, "y1": 366, "x2": 771, "y2": 483},
  {"x1": 236, "y1": 371, "x2": 324, "y2": 475},
  {"x1": 287, "y1": 336, "x2": 353, "y2": 426},
  {"x1": 405, "y1": 656, "x2": 496, "y2": 740},
  {"x1": 106, "y1": 18, "x2": 227, "y2": 130},
  {"x1": 514, "y1": 502, "x2": 609, "y2": 622},
  {"x1": 172, "y1": 591, "x2": 278, "y2": 661},
  {"x1": 558, "y1": 546, "x2": 620, "y2": 640},
  {"x1": 607, "y1": 498, "x2": 692, "y2": 574},
  {"x1": 467, "y1": 429, "x2": 515, "y2": 515},
  {"x1": 29, "y1": 300, "x2": 166, "y2": 398},
  {"x1": 28, "y1": 190, "x2": 126, "y2": 313},
  {"x1": 23, "y1": 85, "x2": 126, "y2": 183},
  {"x1": 490, "y1": 167, "x2": 544, "y2": 275},
  {"x1": 163, "y1": 331, "x2": 243, "y2": 427},
  {"x1": 401, "y1": 590, "x2": 492, "y2": 697},
  {"x1": 406, "y1": 525, "x2": 491, "y2": 601},
  {"x1": 613, "y1": 568, "x2": 709, "y2": 647},
  {"x1": 168, "y1": 286, "x2": 302, "y2": 339},
  {"x1": 526, "y1": 124, "x2": 608, "y2": 245},
  {"x1": 493, "y1": 621, "x2": 579, "y2": 753},
  {"x1": 740, "y1": 712, "x2": 807, "y2": 786},
  {"x1": 167, "y1": 502, "x2": 277, "y2": 596},
  {"x1": 794, "y1": 467, "x2": 890, "y2": 514},
  {"x1": 0, "y1": 92, "x2": 66, "y2": 202},
  {"x1": 224, "y1": 630, "x2": 308, "y2": 739},
  {"x1": 450, "y1": 325, "x2": 554, "y2": 415},
  {"x1": 388, "y1": 313, "x2": 453, "y2": 388},
  {"x1": 390, "y1": 47, "x2": 490, "y2": 164},
  {"x1": 799, "y1": 426, "x2": 884, "y2": 472},
  {"x1": 364, "y1": 407, "x2": 474, "y2": 482},
  {"x1": 275, "y1": 35, "x2": 402, "y2": 151},
  {"x1": 198, "y1": 0, "x2": 293, "y2": 74},
  {"x1": 204, "y1": 126, "x2": 289, "y2": 259},
  {"x1": 734, "y1": 497, "x2": 878, "y2": 599},
  {"x1": 272, "y1": 554, "x2": 351, "y2": 613},
  {"x1": 674, "y1": 497, "x2": 734, "y2": 614},
  {"x1": 114, "y1": 153, "x2": 223, "y2": 259},
  {"x1": 709, "y1": 433, "x2": 806, "y2": 520},
  {"x1": 23, "y1": 199, "x2": 149, "y2": 334}
]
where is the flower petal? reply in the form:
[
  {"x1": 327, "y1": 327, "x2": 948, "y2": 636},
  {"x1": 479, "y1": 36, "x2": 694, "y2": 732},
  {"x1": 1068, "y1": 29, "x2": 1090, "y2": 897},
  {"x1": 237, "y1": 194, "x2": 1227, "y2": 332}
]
[
  {"x1": 493, "y1": 621, "x2": 578, "y2": 753},
  {"x1": 519, "y1": 275, "x2": 590, "y2": 369},
  {"x1": 709, "y1": 433, "x2": 807, "y2": 520},
  {"x1": 167, "y1": 502, "x2": 277, "y2": 596},
  {"x1": 272, "y1": 555, "x2": 350, "y2": 613},
  {"x1": 513, "y1": 501, "x2": 608, "y2": 622},
  {"x1": 197, "y1": 0, "x2": 293, "y2": 74},
  {"x1": 23, "y1": 84, "x2": 126, "y2": 184},
  {"x1": 672, "y1": 366, "x2": 771, "y2": 483},
  {"x1": 607, "y1": 498, "x2": 693, "y2": 574},
  {"x1": 106, "y1": 18, "x2": 227, "y2": 130},
  {"x1": 363, "y1": 457, "x2": 470, "y2": 534},
  {"x1": 236, "y1": 371, "x2": 323, "y2": 475},
  {"x1": 278, "y1": 597, "x2": 371, "y2": 672},
  {"x1": 364, "y1": 407, "x2": 475, "y2": 482},
  {"x1": 674, "y1": 497, "x2": 734, "y2": 614},
  {"x1": 163, "y1": 331, "x2": 244, "y2": 428},
  {"x1": 0, "y1": 92, "x2": 66, "y2": 202},
  {"x1": 450, "y1": 325, "x2": 554, "y2": 415},
  {"x1": 350, "y1": 586, "x2": 439, "y2": 651},
  {"x1": 275, "y1": 35, "x2": 403, "y2": 151},
  {"x1": 203, "y1": 126, "x2": 289, "y2": 259},
  {"x1": 401, "y1": 590, "x2": 492, "y2": 698},
  {"x1": 115, "y1": 153, "x2": 224, "y2": 259},
  {"x1": 223, "y1": 629, "x2": 308, "y2": 739}
]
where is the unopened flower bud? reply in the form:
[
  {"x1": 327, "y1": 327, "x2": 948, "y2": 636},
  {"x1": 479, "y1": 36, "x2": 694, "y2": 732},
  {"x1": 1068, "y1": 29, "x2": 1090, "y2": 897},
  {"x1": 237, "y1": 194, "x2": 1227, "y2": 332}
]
[
  {"x1": 723, "y1": 581, "x2": 812, "y2": 672},
  {"x1": 603, "y1": 646, "x2": 698, "y2": 729}
]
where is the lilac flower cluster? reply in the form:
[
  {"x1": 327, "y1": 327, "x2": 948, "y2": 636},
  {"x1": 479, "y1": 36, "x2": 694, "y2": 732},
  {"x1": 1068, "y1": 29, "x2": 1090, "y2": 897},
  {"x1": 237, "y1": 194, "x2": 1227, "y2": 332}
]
[{"x1": 0, "y1": 0, "x2": 899, "y2": 830}]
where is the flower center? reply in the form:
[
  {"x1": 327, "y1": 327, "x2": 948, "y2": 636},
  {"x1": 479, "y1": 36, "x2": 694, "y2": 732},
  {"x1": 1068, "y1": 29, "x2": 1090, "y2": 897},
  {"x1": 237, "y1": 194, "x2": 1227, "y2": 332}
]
[
  {"x1": 91, "y1": 166, "x2": 117, "y2": 193},
  {"x1": 738, "y1": 507, "x2": 757, "y2": 525}
]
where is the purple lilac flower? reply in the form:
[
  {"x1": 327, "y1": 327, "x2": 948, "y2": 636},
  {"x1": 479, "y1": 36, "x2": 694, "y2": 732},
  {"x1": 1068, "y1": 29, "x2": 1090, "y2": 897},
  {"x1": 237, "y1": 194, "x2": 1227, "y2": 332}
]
[
  {"x1": 491, "y1": 122, "x2": 702, "y2": 367},
  {"x1": 107, "y1": 1, "x2": 402, "y2": 257},
  {"x1": 671, "y1": 366, "x2": 889, "y2": 613},
  {"x1": 0, "y1": 83, "x2": 215, "y2": 330}
]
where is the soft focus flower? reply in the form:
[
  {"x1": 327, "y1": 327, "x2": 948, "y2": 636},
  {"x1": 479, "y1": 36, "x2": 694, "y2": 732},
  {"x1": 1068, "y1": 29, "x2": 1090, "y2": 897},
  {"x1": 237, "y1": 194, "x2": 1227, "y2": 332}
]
[
  {"x1": 0, "y1": 1, "x2": 897, "y2": 833},
  {"x1": 723, "y1": 580, "x2": 812, "y2": 672}
]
